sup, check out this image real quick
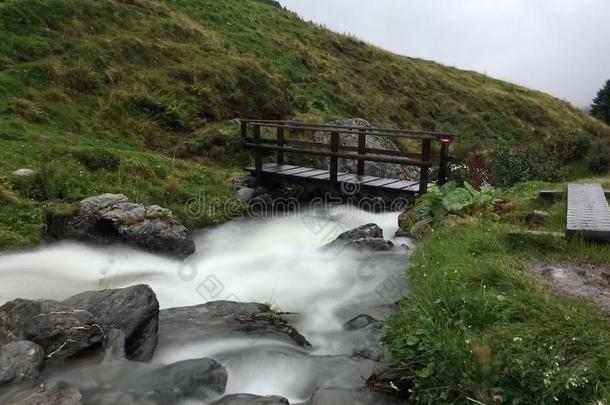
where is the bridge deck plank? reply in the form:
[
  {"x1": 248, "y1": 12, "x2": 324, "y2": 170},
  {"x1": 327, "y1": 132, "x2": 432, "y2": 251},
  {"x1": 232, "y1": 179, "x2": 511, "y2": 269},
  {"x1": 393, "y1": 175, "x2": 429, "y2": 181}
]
[{"x1": 246, "y1": 163, "x2": 425, "y2": 196}]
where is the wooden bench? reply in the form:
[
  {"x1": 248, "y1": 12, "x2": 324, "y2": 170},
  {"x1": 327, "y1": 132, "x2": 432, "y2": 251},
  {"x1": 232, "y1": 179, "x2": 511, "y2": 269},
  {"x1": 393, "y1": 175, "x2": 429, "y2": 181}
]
[{"x1": 566, "y1": 183, "x2": 610, "y2": 242}]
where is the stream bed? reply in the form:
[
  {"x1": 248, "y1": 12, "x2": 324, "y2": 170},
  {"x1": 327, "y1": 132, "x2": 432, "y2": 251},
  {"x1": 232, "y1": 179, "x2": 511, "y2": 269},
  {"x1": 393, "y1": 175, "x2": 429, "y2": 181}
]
[{"x1": 0, "y1": 205, "x2": 410, "y2": 404}]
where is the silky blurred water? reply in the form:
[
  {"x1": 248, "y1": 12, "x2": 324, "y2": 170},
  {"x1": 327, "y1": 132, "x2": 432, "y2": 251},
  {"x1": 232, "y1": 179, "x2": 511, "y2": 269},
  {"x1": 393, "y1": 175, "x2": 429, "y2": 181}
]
[{"x1": 0, "y1": 205, "x2": 409, "y2": 403}]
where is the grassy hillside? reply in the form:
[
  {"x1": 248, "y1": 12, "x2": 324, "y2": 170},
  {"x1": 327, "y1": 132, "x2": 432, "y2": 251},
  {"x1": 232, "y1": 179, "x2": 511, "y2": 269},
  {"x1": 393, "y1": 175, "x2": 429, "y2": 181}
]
[{"x1": 1, "y1": 0, "x2": 609, "y2": 248}]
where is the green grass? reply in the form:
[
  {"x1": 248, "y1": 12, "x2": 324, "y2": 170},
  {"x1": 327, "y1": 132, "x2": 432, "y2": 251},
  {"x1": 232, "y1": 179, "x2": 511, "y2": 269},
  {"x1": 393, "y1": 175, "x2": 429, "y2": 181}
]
[
  {"x1": 387, "y1": 180, "x2": 610, "y2": 404},
  {"x1": 0, "y1": 0, "x2": 609, "y2": 153},
  {"x1": 0, "y1": 139, "x2": 240, "y2": 249},
  {"x1": 0, "y1": 0, "x2": 609, "y2": 249}
]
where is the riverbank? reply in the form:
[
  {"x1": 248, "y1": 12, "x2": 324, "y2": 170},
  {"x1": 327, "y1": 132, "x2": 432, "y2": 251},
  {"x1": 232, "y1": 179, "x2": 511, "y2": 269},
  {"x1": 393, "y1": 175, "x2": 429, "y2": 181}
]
[{"x1": 387, "y1": 178, "x2": 610, "y2": 404}]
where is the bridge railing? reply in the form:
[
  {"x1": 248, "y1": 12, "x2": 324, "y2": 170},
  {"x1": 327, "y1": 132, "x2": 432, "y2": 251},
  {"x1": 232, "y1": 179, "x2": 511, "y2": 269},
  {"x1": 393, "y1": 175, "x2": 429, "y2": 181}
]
[{"x1": 240, "y1": 119, "x2": 455, "y2": 194}]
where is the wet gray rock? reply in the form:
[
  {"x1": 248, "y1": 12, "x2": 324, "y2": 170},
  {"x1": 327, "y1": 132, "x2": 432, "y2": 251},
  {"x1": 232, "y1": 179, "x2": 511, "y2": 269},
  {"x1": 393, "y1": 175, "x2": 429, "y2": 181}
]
[
  {"x1": 39, "y1": 358, "x2": 227, "y2": 404},
  {"x1": 0, "y1": 341, "x2": 45, "y2": 385},
  {"x1": 300, "y1": 387, "x2": 401, "y2": 405},
  {"x1": 0, "y1": 299, "x2": 103, "y2": 360},
  {"x1": 211, "y1": 394, "x2": 289, "y2": 405},
  {"x1": 366, "y1": 367, "x2": 411, "y2": 400},
  {"x1": 133, "y1": 358, "x2": 227, "y2": 403},
  {"x1": 313, "y1": 118, "x2": 417, "y2": 180},
  {"x1": 103, "y1": 329, "x2": 126, "y2": 361},
  {"x1": 344, "y1": 314, "x2": 382, "y2": 331},
  {"x1": 394, "y1": 229, "x2": 411, "y2": 238},
  {"x1": 63, "y1": 285, "x2": 159, "y2": 362},
  {"x1": 16, "y1": 380, "x2": 83, "y2": 405},
  {"x1": 47, "y1": 194, "x2": 195, "y2": 259},
  {"x1": 347, "y1": 238, "x2": 394, "y2": 251},
  {"x1": 236, "y1": 187, "x2": 256, "y2": 202},
  {"x1": 524, "y1": 210, "x2": 549, "y2": 225},
  {"x1": 336, "y1": 224, "x2": 384, "y2": 241},
  {"x1": 326, "y1": 224, "x2": 394, "y2": 251},
  {"x1": 158, "y1": 301, "x2": 310, "y2": 349}
]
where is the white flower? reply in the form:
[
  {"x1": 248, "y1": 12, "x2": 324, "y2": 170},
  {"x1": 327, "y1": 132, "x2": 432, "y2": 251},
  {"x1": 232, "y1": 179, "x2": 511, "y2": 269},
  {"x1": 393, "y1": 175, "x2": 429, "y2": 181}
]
[{"x1": 513, "y1": 337, "x2": 522, "y2": 342}]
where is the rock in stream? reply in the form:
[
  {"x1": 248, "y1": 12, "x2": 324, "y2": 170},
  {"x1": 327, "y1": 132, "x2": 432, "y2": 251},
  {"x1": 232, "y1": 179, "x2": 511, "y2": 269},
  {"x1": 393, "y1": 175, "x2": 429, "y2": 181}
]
[
  {"x1": 47, "y1": 193, "x2": 195, "y2": 259},
  {"x1": 62, "y1": 284, "x2": 159, "y2": 362}
]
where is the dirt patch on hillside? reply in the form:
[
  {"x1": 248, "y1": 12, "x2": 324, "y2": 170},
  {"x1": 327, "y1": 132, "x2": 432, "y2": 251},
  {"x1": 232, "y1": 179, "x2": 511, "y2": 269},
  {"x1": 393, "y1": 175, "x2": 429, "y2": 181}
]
[{"x1": 527, "y1": 261, "x2": 610, "y2": 312}]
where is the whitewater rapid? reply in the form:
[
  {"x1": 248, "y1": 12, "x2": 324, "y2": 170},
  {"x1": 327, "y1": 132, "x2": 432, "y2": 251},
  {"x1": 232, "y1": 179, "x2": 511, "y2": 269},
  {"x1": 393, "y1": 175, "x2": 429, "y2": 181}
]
[{"x1": 0, "y1": 205, "x2": 409, "y2": 403}]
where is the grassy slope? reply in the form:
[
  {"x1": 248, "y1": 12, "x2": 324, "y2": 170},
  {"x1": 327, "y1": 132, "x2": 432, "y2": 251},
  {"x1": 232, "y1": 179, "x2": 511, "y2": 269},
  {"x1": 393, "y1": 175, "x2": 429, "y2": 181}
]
[
  {"x1": 0, "y1": 0, "x2": 609, "y2": 249},
  {"x1": 388, "y1": 177, "x2": 610, "y2": 404}
]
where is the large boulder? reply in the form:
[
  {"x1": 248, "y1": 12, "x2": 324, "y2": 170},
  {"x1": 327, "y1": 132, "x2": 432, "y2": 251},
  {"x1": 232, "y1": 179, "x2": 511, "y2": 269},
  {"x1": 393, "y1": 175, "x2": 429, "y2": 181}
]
[
  {"x1": 0, "y1": 299, "x2": 104, "y2": 360},
  {"x1": 63, "y1": 285, "x2": 159, "y2": 362},
  {"x1": 158, "y1": 301, "x2": 310, "y2": 349},
  {"x1": 325, "y1": 224, "x2": 394, "y2": 252},
  {"x1": 313, "y1": 118, "x2": 418, "y2": 180},
  {"x1": 211, "y1": 394, "x2": 289, "y2": 405},
  {"x1": 47, "y1": 194, "x2": 195, "y2": 259},
  {"x1": 0, "y1": 341, "x2": 45, "y2": 385}
]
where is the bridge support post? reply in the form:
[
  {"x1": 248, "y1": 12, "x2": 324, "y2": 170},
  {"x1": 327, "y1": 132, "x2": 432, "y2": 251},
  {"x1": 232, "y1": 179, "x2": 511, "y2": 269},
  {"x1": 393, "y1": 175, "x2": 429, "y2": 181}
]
[
  {"x1": 240, "y1": 120, "x2": 248, "y2": 140},
  {"x1": 276, "y1": 127, "x2": 285, "y2": 164},
  {"x1": 419, "y1": 139, "x2": 431, "y2": 194},
  {"x1": 253, "y1": 125, "x2": 263, "y2": 187},
  {"x1": 357, "y1": 128, "x2": 366, "y2": 176},
  {"x1": 437, "y1": 138, "x2": 450, "y2": 186},
  {"x1": 330, "y1": 131, "x2": 339, "y2": 192}
]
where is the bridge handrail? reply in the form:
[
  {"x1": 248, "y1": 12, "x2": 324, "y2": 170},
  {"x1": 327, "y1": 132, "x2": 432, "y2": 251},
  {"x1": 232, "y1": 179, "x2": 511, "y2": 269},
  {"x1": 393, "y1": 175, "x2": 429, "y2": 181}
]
[
  {"x1": 240, "y1": 119, "x2": 455, "y2": 194},
  {"x1": 240, "y1": 119, "x2": 455, "y2": 141},
  {"x1": 240, "y1": 119, "x2": 457, "y2": 140}
]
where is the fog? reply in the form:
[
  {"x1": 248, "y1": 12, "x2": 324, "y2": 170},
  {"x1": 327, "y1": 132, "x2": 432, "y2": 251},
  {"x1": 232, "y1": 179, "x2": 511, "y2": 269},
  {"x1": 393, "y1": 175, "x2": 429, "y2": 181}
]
[{"x1": 280, "y1": 0, "x2": 610, "y2": 107}]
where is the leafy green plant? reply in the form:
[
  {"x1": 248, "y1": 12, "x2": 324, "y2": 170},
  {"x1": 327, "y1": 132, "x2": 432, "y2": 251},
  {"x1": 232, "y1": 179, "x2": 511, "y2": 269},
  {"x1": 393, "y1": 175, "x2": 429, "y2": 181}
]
[{"x1": 399, "y1": 182, "x2": 500, "y2": 238}]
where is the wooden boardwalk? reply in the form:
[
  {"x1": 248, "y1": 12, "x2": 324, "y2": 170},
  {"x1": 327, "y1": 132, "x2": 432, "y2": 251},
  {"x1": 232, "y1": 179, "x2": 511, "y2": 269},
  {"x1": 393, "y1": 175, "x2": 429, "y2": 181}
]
[
  {"x1": 566, "y1": 183, "x2": 610, "y2": 242},
  {"x1": 241, "y1": 120, "x2": 454, "y2": 197}
]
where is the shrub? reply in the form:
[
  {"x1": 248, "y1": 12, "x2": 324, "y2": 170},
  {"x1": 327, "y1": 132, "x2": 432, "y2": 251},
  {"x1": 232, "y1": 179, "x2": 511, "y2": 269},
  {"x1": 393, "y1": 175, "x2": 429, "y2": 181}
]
[
  {"x1": 73, "y1": 148, "x2": 120, "y2": 171},
  {"x1": 135, "y1": 94, "x2": 191, "y2": 131},
  {"x1": 488, "y1": 140, "x2": 561, "y2": 187},
  {"x1": 399, "y1": 182, "x2": 500, "y2": 238},
  {"x1": 548, "y1": 129, "x2": 592, "y2": 163},
  {"x1": 587, "y1": 138, "x2": 610, "y2": 174}
]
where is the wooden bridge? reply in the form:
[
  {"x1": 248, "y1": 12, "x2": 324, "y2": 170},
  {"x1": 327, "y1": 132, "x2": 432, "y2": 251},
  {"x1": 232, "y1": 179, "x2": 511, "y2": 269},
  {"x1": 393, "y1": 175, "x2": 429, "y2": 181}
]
[{"x1": 241, "y1": 120, "x2": 455, "y2": 197}]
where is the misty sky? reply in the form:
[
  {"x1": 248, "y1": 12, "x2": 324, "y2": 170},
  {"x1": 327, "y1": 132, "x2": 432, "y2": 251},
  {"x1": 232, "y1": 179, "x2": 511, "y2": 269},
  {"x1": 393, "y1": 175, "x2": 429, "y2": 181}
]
[{"x1": 279, "y1": 0, "x2": 610, "y2": 106}]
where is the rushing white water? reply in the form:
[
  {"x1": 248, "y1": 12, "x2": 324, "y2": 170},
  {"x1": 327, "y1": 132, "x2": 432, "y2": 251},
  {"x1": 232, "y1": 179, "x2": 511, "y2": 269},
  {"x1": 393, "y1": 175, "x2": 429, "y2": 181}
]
[{"x1": 0, "y1": 205, "x2": 410, "y2": 403}]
